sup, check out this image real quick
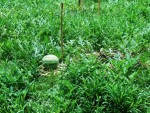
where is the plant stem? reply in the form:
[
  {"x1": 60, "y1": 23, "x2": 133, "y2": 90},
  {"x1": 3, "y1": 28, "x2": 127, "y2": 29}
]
[
  {"x1": 60, "y1": 2, "x2": 64, "y2": 60},
  {"x1": 98, "y1": 0, "x2": 100, "y2": 13},
  {"x1": 79, "y1": 0, "x2": 83, "y2": 9}
]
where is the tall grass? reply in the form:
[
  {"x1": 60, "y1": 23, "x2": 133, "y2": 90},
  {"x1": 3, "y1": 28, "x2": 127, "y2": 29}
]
[{"x1": 0, "y1": 0, "x2": 149, "y2": 112}]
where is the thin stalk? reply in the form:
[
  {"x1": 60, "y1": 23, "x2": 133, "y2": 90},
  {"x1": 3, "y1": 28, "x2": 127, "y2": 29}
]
[
  {"x1": 60, "y1": 2, "x2": 64, "y2": 60},
  {"x1": 79, "y1": 0, "x2": 83, "y2": 9},
  {"x1": 98, "y1": 0, "x2": 100, "y2": 13}
]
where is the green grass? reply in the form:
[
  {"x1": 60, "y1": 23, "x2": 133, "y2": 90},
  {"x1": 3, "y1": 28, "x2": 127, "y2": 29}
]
[{"x1": 0, "y1": 0, "x2": 150, "y2": 112}]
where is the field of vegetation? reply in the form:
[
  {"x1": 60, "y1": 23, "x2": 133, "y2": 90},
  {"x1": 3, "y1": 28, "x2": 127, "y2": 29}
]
[{"x1": 0, "y1": 0, "x2": 150, "y2": 112}]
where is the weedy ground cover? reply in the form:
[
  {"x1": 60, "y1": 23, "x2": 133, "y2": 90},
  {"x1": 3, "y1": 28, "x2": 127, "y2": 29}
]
[{"x1": 0, "y1": 0, "x2": 150, "y2": 112}]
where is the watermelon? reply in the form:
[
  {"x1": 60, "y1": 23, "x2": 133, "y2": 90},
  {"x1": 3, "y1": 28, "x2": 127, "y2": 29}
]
[{"x1": 42, "y1": 55, "x2": 59, "y2": 69}]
